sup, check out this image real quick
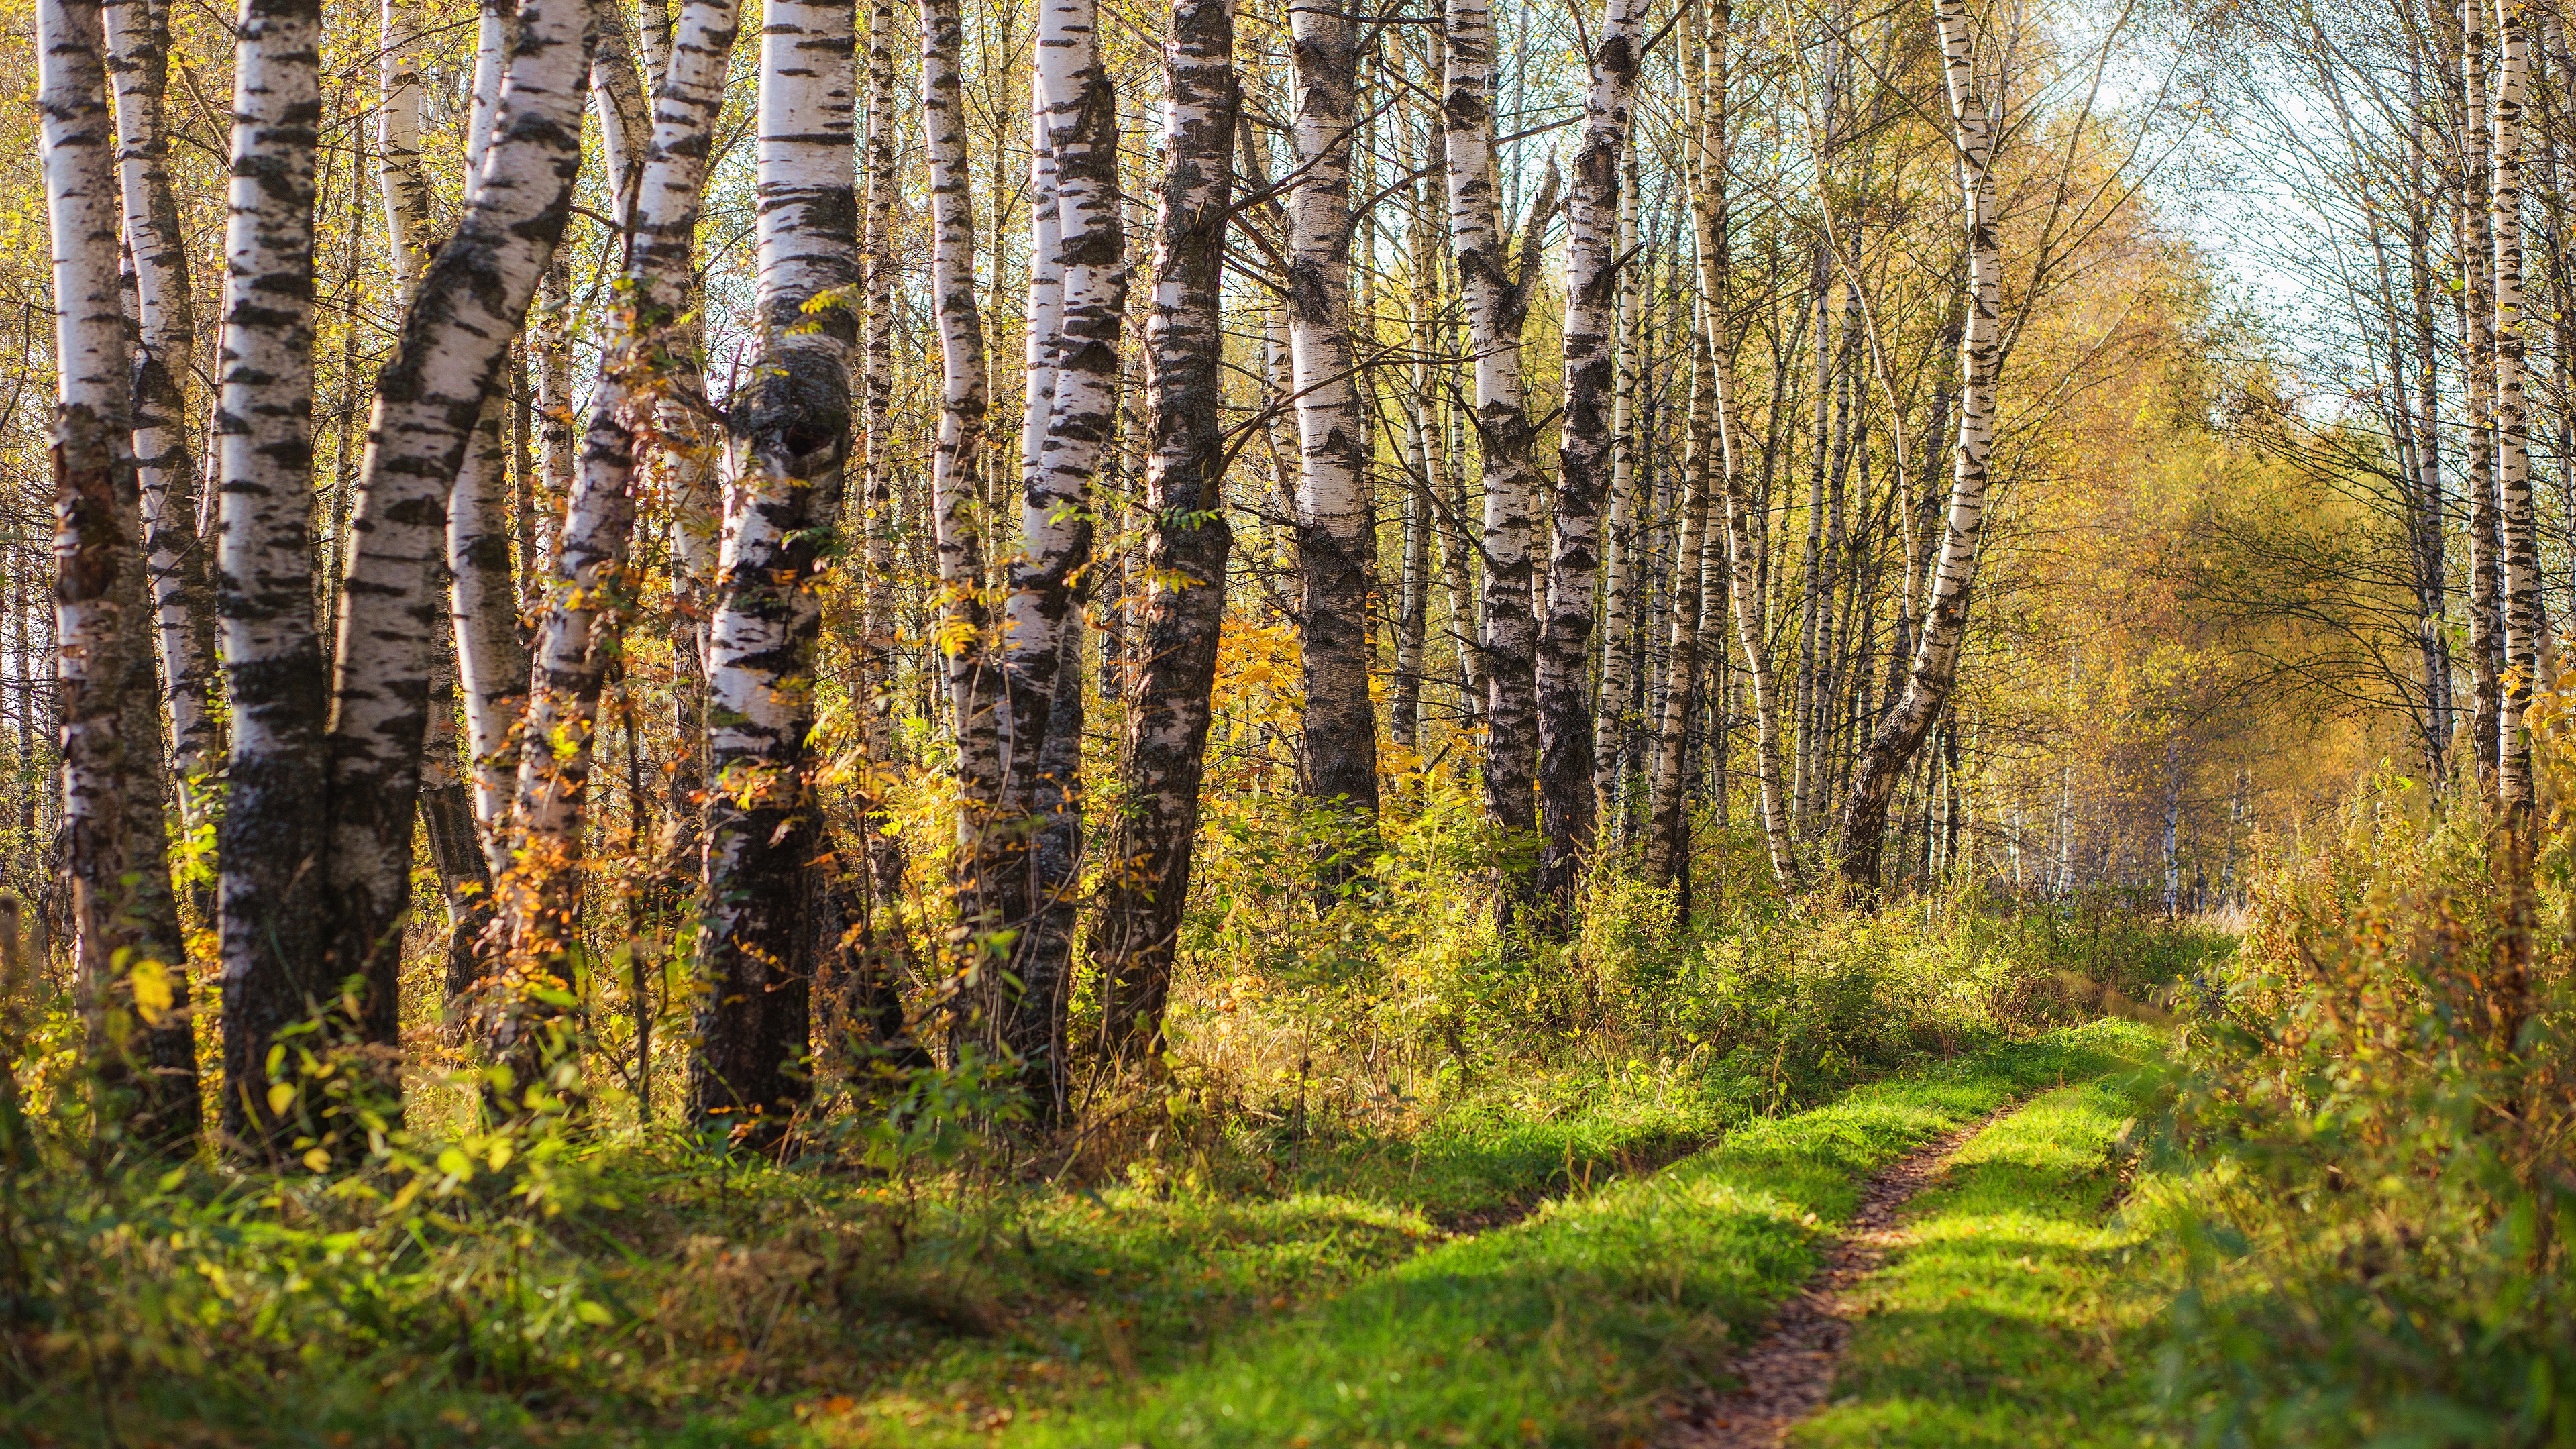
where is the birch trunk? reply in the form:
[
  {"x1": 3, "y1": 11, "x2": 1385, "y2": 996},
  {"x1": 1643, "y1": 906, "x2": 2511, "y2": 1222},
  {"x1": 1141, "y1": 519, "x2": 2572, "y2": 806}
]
[
  {"x1": 1538, "y1": 0, "x2": 1644, "y2": 926},
  {"x1": 692, "y1": 0, "x2": 855, "y2": 1136},
  {"x1": 502, "y1": 0, "x2": 741, "y2": 1080},
  {"x1": 856, "y1": 0, "x2": 905, "y2": 909},
  {"x1": 1287, "y1": 0, "x2": 1379, "y2": 843},
  {"x1": 449, "y1": 0, "x2": 532, "y2": 873},
  {"x1": 323, "y1": 0, "x2": 598, "y2": 1070},
  {"x1": 1096, "y1": 0, "x2": 1235, "y2": 1061},
  {"x1": 43, "y1": 0, "x2": 198, "y2": 1148},
  {"x1": 214, "y1": 0, "x2": 330, "y2": 1146},
  {"x1": 985, "y1": 0, "x2": 1122, "y2": 1104},
  {"x1": 2496, "y1": 0, "x2": 2540, "y2": 812},
  {"x1": 1592, "y1": 155, "x2": 1641, "y2": 830},
  {"x1": 377, "y1": 0, "x2": 435, "y2": 288},
  {"x1": 1643, "y1": 330, "x2": 1711, "y2": 896},
  {"x1": 1833, "y1": 0, "x2": 1999, "y2": 889},
  {"x1": 1444, "y1": 0, "x2": 1555, "y2": 898},
  {"x1": 2465, "y1": 0, "x2": 2503, "y2": 794},
  {"x1": 103, "y1": 0, "x2": 219, "y2": 847},
  {"x1": 922, "y1": 0, "x2": 999, "y2": 849}
]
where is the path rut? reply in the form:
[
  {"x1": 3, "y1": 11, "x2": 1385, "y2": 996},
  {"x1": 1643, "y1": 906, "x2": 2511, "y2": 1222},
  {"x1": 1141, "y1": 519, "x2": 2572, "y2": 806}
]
[{"x1": 1655, "y1": 1107, "x2": 2009, "y2": 1448}]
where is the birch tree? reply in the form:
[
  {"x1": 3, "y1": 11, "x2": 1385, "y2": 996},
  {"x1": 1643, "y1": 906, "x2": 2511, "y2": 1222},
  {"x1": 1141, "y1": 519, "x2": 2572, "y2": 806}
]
[
  {"x1": 322, "y1": 0, "x2": 600, "y2": 1093},
  {"x1": 103, "y1": 0, "x2": 217, "y2": 847},
  {"x1": 1444, "y1": 0, "x2": 1558, "y2": 902},
  {"x1": 2496, "y1": 0, "x2": 2539, "y2": 812},
  {"x1": 1287, "y1": 0, "x2": 1379, "y2": 849},
  {"x1": 214, "y1": 0, "x2": 330, "y2": 1145},
  {"x1": 502, "y1": 0, "x2": 742, "y2": 1080},
  {"x1": 1096, "y1": 0, "x2": 1236, "y2": 1060},
  {"x1": 1538, "y1": 0, "x2": 1644, "y2": 926},
  {"x1": 42, "y1": 0, "x2": 197, "y2": 1147},
  {"x1": 922, "y1": 0, "x2": 999, "y2": 845},
  {"x1": 1833, "y1": 0, "x2": 2001, "y2": 888},
  {"x1": 692, "y1": 0, "x2": 855, "y2": 1135}
]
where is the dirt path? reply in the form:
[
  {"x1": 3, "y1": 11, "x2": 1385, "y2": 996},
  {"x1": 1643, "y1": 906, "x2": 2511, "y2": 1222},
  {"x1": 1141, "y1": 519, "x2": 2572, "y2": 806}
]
[{"x1": 1656, "y1": 1108, "x2": 2008, "y2": 1448}]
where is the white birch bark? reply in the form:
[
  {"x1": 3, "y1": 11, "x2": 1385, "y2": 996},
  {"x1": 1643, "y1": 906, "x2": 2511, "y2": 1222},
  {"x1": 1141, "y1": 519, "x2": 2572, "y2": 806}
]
[
  {"x1": 1538, "y1": 0, "x2": 1644, "y2": 924},
  {"x1": 500, "y1": 0, "x2": 739, "y2": 1042},
  {"x1": 1095, "y1": 0, "x2": 1236, "y2": 1061},
  {"x1": 43, "y1": 0, "x2": 197, "y2": 1146},
  {"x1": 1287, "y1": 0, "x2": 1379, "y2": 833},
  {"x1": 325, "y1": 0, "x2": 598, "y2": 1023},
  {"x1": 448, "y1": 0, "x2": 533, "y2": 874},
  {"x1": 104, "y1": 0, "x2": 219, "y2": 831},
  {"x1": 693, "y1": 0, "x2": 856, "y2": 1133},
  {"x1": 1833, "y1": 0, "x2": 2000, "y2": 888},
  {"x1": 213, "y1": 0, "x2": 331, "y2": 1140},
  {"x1": 922, "y1": 0, "x2": 998, "y2": 834},
  {"x1": 1444, "y1": 0, "x2": 1554, "y2": 871},
  {"x1": 2465, "y1": 0, "x2": 2503, "y2": 792},
  {"x1": 2496, "y1": 0, "x2": 2540, "y2": 811},
  {"x1": 989, "y1": 0, "x2": 1123, "y2": 1106},
  {"x1": 378, "y1": 0, "x2": 435, "y2": 290},
  {"x1": 1592, "y1": 154, "x2": 1640, "y2": 829}
]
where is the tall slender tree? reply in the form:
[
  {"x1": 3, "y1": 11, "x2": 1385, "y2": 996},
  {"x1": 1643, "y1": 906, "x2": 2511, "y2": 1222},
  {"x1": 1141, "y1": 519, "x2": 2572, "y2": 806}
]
[
  {"x1": 42, "y1": 0, "x2": 199, "y2": 1148},
  {"x1": 692, "y1": 0, "x2": 855, "y2": 1135},
  {"x1": 1095, "y1": 0, "x2": 1236, "y2": 1060}
]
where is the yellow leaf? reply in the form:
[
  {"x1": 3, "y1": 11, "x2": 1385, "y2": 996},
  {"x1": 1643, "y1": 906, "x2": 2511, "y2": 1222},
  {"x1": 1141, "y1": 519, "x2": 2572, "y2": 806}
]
[
  {"x1": 301, "y1": 1148, "x2": 331, "y2": 1172},
  {"x1": 266, "y1": 1081, "x2": 296, "y2": 1117}
]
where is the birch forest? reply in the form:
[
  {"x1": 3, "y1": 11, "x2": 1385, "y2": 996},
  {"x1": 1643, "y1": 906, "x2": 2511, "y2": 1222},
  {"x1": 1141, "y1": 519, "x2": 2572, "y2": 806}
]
[{"x1": 9, "y1": 0, "x2": 2576, "y2": 1434}]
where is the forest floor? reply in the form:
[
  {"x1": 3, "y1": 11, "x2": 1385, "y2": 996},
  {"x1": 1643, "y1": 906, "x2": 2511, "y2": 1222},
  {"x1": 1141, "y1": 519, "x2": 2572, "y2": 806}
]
[{"x1": 30, "y1": 1018, "x2": 2188, "y2": 1448}]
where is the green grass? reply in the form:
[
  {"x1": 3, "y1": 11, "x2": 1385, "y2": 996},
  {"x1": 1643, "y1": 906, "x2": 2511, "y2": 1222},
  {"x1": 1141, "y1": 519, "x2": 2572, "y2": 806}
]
[
  {"x1": 1790, "y1": 1059, "x2": 2167, "y2": 1448},
  {"x1": 812, "y1": 1020, "x2": 2164, "y2": 1449}
]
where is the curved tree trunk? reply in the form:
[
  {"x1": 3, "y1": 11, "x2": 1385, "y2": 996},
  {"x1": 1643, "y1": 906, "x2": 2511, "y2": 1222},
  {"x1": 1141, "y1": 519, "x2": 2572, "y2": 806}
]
[
  {"x1": 449, "y1": 0, "x2": 531, "y2": 874},
  {"x1": 1833, "y1": 0, "x2": 1999, "y2": 890},
  {"x1": 1095, "y1": 0, "x2": 1235, "y2": 1061},
  {"x1": 213, "y1": 0, "x2": 330, "y2": 1148},
  {"x1": 501, "y1": 0, "x2": 739, "y2": 1093},
  {"x1": 691, "y1": 0, "x2": 855, "y2": 1138},
  {"x1": 323, "y1": 0, "x2": 598, "y2": 1089},
  {"x1": 1287, "y1": 0, "x2": 1379, "y2": 852},
  {"x1": 1538, "y1": 0, "x2": 1644, "y2": 930},
  {"x1": 42, "y1": 0, "x2": 198, "y2": 1150}
]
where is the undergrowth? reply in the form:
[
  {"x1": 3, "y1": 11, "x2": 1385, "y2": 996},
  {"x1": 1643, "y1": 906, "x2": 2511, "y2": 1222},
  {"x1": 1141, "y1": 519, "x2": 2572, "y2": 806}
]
[{"x1": 0, "y1": 811, "x2": 2221, "y2": 1448}]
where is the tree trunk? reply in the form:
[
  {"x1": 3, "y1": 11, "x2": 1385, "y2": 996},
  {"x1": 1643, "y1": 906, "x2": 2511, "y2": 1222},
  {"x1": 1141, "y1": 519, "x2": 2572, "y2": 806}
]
[
  {"x1": 1288, "y1": 0, "x2": 1381, "y2": 851},
  {"x1": 1593, "y1": 153, "x2": 1642, "y2": 833},
  {"x1": 692, "y1": 0, "x2": 854, "y2": 1139},
  {"x1": 323, "y1": 0, "x2": 598, "y2": 1093},
  {"x1": 1444, "y1": 0, "x2": 1556, "y2": 914},
  {"x1": 2496, "y1": 0, "x2": 2539, "y2": 813},
  {"x1": 1538, "y1": 0, "x2": 1644, "y2": 929},
  {"x1": 214, "y1": 0, "x2": 331, "y2": 1149},
  {"x1": 922, "y1": 0, "x2": 1000, "y2": 860},
  {"x1": 985, "y1": 0, "x2": 1122, "y2": 1104},
  {"x1": 502, "y1": 0, "x2": 739, "y2": 1095},
  {"x1": 2465, "y1": 0, "x2": 2503, "y2": 796},
  {"x1": 1833, "y1": 0, "x2": 2000, "y2": 890},
  {"x1": 42, "y1": 0, "x2": 199, "y2": 1149},
  {"x1": 103, "y1": 0, "x2": 219, "y2": 874},
  {"x1": 1095, "y1": 0, "x2": 1235, "y2": 1061}
]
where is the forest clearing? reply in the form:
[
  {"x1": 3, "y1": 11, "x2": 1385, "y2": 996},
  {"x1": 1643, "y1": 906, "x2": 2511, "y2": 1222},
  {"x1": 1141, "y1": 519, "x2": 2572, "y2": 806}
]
[{"x1": 3, "y1": 0, "x2": 2573, "y2": 1436}]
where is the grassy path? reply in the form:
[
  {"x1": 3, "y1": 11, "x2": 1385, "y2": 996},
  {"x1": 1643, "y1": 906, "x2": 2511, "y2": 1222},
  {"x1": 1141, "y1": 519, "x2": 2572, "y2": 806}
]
[
  {"x1": 1788, "y1": 1060, "x2": 2165, "y2": 1447},
  {"x1": 816, "y1": 1021, "x2": 2163, "y2": 1448}
]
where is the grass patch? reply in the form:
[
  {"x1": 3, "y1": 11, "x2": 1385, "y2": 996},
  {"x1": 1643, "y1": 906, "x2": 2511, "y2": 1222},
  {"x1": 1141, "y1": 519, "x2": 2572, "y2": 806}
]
[
  {"x1": 835, "y1": 1020, "x2": 2165, "y2": 1449},
  {"x1": 1790, "y1": 1057, "x2": 2165, "y2": 1448}
]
